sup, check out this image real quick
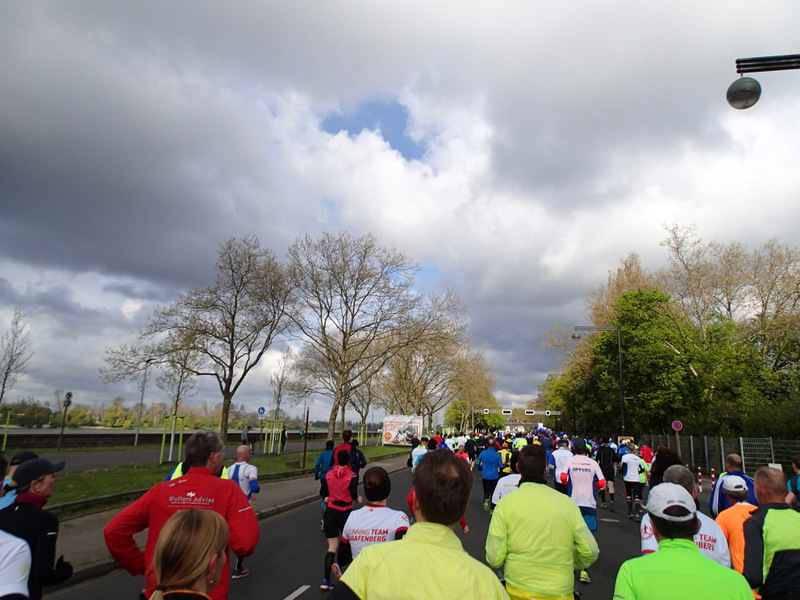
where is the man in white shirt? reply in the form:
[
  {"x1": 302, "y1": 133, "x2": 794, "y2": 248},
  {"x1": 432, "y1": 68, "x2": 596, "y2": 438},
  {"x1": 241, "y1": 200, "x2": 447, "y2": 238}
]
[
  {"x1": 340, "y1": 467, "x2": 409, "y2": 563},
  {"x1": 411, "y1": 437, "x2": 429, "y2": 472},
  {"x1": 492, "y1": 454, "x2": 522, "y2": 505},
  {"x1": 640, "y1": 465, "x2": 731, "y2": 567},
  {"x1": 621, "y1": 446, "x2": 649, "y2": 521},
  {"x1": 226, "y1": 445, "x2": 260, "y2": 579},
  {"x1": 561, "y1": 438, "x2": 605, "y2": 584},
  {"x1": 549, "y1": 438, "x2": 573, "y2": 494}
]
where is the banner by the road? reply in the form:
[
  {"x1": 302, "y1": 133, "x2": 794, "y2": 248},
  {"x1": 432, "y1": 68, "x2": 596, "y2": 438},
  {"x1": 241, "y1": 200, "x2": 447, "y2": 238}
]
[{"x1": 382, "y1": 415, "x2": 423, "y2": 445}]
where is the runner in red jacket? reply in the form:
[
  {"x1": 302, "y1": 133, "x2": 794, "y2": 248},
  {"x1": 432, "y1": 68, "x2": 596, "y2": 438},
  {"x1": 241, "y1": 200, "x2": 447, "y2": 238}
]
[{"x1": 103, "y1": 431, "x2": 259, "y2": 600}]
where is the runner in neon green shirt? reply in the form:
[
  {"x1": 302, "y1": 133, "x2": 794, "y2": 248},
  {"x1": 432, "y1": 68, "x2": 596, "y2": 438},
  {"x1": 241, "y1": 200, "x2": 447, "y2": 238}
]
[{"x1": 613, "y1": 483, "x2": 751, "y2": 600}]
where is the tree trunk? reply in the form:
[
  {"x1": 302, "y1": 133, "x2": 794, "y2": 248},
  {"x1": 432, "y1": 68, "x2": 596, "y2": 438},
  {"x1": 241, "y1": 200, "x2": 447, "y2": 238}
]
[{"x1": 220, "y1": 394, "x2": 232, "y2": 438}]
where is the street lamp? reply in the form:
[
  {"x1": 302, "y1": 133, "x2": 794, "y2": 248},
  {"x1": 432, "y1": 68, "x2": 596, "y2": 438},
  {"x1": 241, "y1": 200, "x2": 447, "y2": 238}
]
[
  {"x1": 573, "y1": 325, "x2": 625, "y2": 435},
  {"x1": 134, "y1": 358, "x2": 153, "y2": 447},
  {"x1": 727, "y1": 54, "x2": 800, "y2": 109}
]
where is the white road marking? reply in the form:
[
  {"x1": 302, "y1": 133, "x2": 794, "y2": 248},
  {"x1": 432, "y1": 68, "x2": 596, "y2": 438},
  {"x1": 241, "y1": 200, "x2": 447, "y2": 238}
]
[{"x1": 284, "y1": 585, "x2": 310, "y2": 599}]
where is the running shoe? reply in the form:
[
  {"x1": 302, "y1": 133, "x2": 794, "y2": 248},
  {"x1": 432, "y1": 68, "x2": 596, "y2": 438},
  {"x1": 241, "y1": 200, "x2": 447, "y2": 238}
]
[
  {"x1": 320, "y1": 518, "x2": 325, "y2": 532},
  {"x1": 609, "y1": 501, "x2": 615, "y2": 512},
  {"x1": 600, "y1": 502, "x2": 608, "y2": 508},
  {"x1": 232, "y1": 568, "x2": 249, "y2": 579},
  {"x1": 331, "y1": 563, "x2": 342, "y2": 582},
  {"x1": 320, "y1": 579, "x2": 333, "y2": 591},
  {"x1": 483, "y1": 499, "x2": 490, "y2": 512},
  {"x1": 579, "y1": 570, "x2": 591, "y2": 583},
  {"x1": 633, "y1": 514, "x2": 641, "y2": 523}
]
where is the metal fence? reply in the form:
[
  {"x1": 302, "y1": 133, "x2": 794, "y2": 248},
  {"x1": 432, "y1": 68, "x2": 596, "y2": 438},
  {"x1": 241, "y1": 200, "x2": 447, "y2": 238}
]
[{"x1": 641, "y1": 434, "x2": 800, "y2": 478}]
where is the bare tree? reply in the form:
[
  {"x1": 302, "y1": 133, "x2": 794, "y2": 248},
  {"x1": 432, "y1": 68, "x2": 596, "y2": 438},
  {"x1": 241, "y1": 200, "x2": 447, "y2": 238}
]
[
  {"x1": 154, "y1": 346, "x2": 201, "y2": 416},
  {"x1": 101, "y1": 235, "x2": 293, "y2": 435},
  {"x1": 0, "y1": 309, "x2": 33, "y2": 407},
  {"x1": 287, "y1": 231, "x2": 456, "y2": 439},
  {"x1": 270, "y1": 347, "x2": 297, "y2": 420}
]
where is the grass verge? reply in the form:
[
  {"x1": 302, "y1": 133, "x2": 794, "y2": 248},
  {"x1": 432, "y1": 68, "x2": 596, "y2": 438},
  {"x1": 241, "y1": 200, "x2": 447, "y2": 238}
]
[{"x1": 45, "y1": 443, "x2": 405, "y2": 519}]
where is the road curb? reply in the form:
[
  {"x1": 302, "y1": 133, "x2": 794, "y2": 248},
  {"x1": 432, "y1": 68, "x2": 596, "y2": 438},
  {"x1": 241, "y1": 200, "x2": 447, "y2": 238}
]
[{"x1": 60, "y1": 460, "x2": 409, "y2": 589}]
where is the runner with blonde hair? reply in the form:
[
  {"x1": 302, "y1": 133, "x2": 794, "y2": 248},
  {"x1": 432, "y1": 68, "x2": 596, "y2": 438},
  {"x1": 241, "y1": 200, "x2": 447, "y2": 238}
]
[{"x1": 150, "y1": 509, "x2": 229, "y2": 600}]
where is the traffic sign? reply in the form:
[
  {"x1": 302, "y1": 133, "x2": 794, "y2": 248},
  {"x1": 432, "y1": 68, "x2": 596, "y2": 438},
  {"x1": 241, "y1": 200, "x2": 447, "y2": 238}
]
[
  {"x1": 258, "y1": 407, "x2": 266, "y2": 415},
  {"x1": 672, "y1": 420, "x2": 683, "y2": 431},
  {"x1": 501, "y1": 409, "x2": 512, "y2": 415},
  {"x1": 483, "y1": 408, "x2": 490, "y2": 415},
  {"x1": 524, "y1": 409, "x2": 535, "y2": 416}
]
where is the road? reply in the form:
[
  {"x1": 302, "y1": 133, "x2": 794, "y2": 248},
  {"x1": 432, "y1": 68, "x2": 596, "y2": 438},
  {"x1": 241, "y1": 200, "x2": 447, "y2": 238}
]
[{"x1": 49, "y1": 468, "x2": 644, "y2": 600}]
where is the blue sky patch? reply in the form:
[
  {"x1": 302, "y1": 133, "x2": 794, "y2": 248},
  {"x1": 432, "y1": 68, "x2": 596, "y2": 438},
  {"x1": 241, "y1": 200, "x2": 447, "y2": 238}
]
[{"x1": 322, "y1": 99, "x2": 426, "y2": 162}]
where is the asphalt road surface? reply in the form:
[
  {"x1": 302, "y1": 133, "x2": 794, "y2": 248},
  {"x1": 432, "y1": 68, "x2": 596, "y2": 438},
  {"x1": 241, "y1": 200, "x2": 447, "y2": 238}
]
[{"x1": 49, "y1": 468, "x2": 645, "y2": 600}]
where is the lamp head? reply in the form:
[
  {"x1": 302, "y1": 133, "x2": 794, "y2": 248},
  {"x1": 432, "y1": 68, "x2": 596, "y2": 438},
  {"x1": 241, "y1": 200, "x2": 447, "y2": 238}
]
[{"x1": 727, "y1": 76, "x2": 761, "y2": 109}]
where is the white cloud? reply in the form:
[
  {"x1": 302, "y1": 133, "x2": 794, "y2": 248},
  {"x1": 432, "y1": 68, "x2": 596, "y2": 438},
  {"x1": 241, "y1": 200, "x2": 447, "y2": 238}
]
[{"x1": 2, "y1": 1, "x2": 800, "y2": 424}]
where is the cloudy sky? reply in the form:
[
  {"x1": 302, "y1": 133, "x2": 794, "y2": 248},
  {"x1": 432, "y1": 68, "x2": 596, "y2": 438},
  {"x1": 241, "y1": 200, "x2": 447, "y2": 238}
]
[{"x1": 2, "y1": 2, "x2": 799, "y2": 424}]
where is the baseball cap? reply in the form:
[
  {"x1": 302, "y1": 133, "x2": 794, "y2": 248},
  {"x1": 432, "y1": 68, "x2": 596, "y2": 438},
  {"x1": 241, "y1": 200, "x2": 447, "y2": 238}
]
[
  {"x1": 10, "y1": 451, "x2": 38, "y2": 466},
  {"x1": 12, "y1": 458, "x2": 66, "y2": 488},
  {"x1": 643, "y1": 482, "x2": 696, "y2": 521},
  {"x1": 722, "y1": 475, "x2": 748, "y2": 493},
  {"x1": 557, "y1": 438, "x2": 569, "y2": 446}
]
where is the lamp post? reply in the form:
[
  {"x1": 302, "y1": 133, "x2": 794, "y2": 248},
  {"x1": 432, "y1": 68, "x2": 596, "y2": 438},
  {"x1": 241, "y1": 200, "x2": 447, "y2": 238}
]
[
  {"x1": 573, "y1": 325, "x2": 625, "y2": 435},
  {"x1": 134, "y1": 358, "x2": 153, "y2": 447},
  {"x1": 727, "y1": 54, "x2": 800, "y2": 109},
  {"x1": 57, "y1": 392, "x2": 72, "y2": 451}
]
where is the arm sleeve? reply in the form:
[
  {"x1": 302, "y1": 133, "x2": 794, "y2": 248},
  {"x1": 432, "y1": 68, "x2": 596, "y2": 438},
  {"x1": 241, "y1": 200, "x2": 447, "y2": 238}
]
[
  {"x1": 226, "y1": 486, "x2": 260, "y2": 558},
  {"x1": 709, "y1": 480, "x2": 721, "y2": 516},
  {"x1": 349, "y1": 474, "x2": 359, "y2": 501},
  {"x1": 742, "y1": 510, "x2": 765, "y2": 589},
  {"x1": 484, "y1": 504, "x2": 508, "y2": 568},
  {"x1": 31, "y1": 513, "x2": 72, "y2": 595},
  {"x1": 321, "y1": 477, "x2": 330, "y2": 499},
  {"x1": 314, "y1": 454, "x2": 323, "y2": 479},
  {"x1": 612, "y1": 562, "x2": 634, "y2": 599},
  {"x1": 103, "y1": 492, "x2": 152, "y2": 575},
  {"x1": 640, "y1": 514, "x2": 658, "y2": 554}
]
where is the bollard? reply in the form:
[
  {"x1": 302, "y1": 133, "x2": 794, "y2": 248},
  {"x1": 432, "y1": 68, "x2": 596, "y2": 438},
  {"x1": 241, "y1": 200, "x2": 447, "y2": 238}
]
[
  {"x1": 697, "y1": 467, "x2": 703, "y2": 493},
  {"x1": 711, "y1": 468, "x2": 716, "y2": 489}
]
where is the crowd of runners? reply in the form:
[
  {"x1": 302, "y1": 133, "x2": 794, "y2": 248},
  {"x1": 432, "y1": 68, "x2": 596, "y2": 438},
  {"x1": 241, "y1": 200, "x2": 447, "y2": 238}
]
[
  {"x1": 317, "y1": 428, "x2": 800, "y2": 600},
  {"x1": 4, "y1": 427, "x2": 800, "y2": 600}
]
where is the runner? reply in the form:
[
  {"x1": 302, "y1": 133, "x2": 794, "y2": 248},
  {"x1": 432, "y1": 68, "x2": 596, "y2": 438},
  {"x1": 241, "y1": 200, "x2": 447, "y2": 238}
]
[
  {"x1": 621, "y1": 445, "x2": 649, "y2": 521},
  {"x1": 561, "y1": 438, "x2": 605, "y2": 584},
  {"x1": 595, "y1": 437, "x2": 617, "y2": 511},
  {"x1": 338, "y1": 467, "x2": 409, "y2": 575},
  {"x1": 320, "y1": 450, "x2": 360, "y2": 591},
  {"x1": 476, "y1": 436, "x2": 504, "y2": 514},
  {"x1": 226, "y1": 445, "x2": 260, "y2": 579},
  {"x1": 549, "y1": 438, "x2": 573, "y2": 495}
]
